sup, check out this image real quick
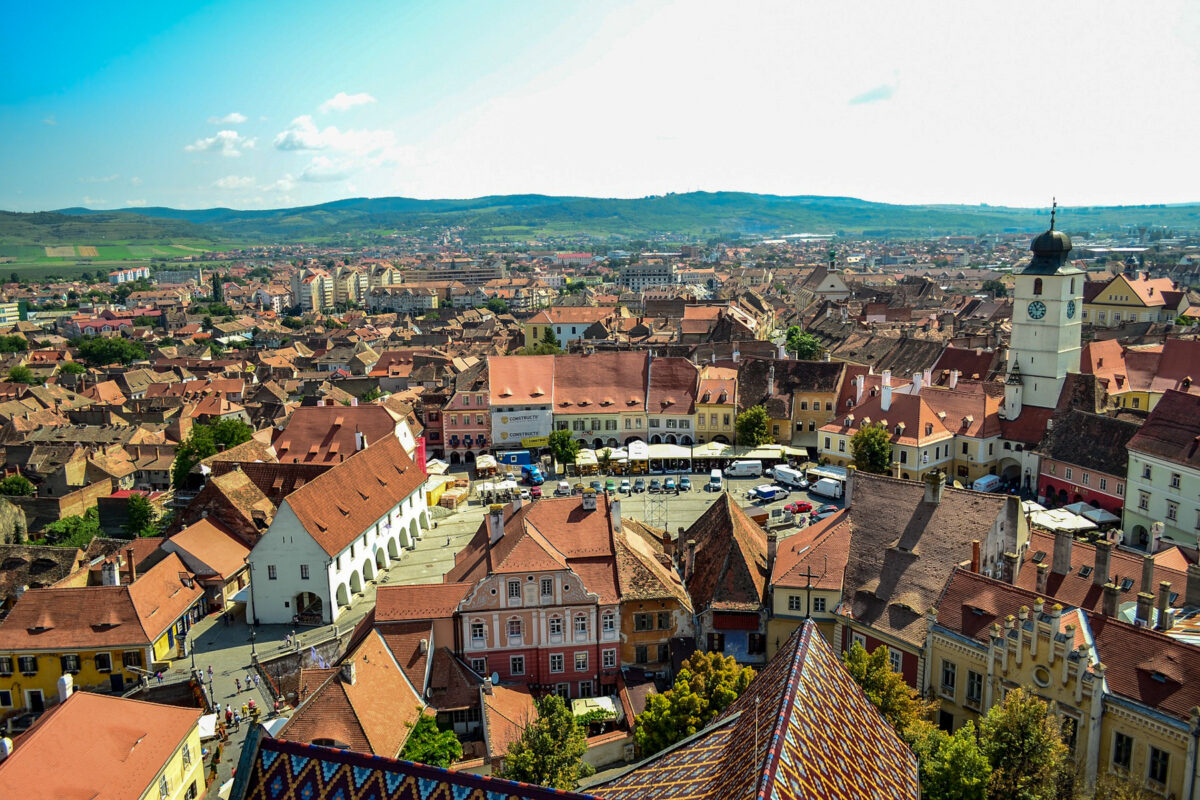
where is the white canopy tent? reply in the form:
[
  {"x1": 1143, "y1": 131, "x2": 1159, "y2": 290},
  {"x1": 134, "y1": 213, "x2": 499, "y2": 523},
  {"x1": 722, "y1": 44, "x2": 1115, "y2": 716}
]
[{"x1": 1030, "y1": 508, "x2": 1098, "y2": 534}]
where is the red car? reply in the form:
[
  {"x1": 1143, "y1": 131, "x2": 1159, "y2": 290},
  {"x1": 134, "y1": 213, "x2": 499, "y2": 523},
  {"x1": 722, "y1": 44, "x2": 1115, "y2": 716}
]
[
  {"x1": 785, "y1": 500, "x2": 813, "y2": 514},
  {"x1": 530, "y1": 486, "x2": 543, "y2": 499}
]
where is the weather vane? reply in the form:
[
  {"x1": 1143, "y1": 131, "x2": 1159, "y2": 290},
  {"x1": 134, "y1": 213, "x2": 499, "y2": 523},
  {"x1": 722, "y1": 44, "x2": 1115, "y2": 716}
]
[{"x1": 1050, "y1": 197, "x2": 1057, "y2": 230}]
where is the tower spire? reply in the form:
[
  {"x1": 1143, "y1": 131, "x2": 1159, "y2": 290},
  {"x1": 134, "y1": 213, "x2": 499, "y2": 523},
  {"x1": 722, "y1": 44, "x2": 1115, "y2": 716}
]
[{"x1": 1050, "y1": 197, "x2": 1057, "y2": 230}]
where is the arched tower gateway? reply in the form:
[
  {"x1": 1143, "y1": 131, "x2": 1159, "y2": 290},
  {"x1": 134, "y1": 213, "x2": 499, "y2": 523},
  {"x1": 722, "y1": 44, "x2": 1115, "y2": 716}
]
[{"x1": 1002, "y1": 205, "x2": 1083, "y2": 418}]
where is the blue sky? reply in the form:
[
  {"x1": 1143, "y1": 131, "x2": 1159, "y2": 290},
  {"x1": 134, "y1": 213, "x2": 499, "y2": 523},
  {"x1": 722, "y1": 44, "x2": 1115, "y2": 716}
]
[{"x1": 2, "y1": 0, "x2": 1198, "y2": 211}]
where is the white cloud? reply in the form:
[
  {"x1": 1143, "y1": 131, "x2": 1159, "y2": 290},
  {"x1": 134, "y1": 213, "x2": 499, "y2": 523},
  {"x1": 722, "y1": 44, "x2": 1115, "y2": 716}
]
[
  {"x1": 273, "y1": 115, "x2": 395, "y2": 156},
  {"x1": 184, "y1": 130, "x2": 257, "y2": 157},
  {"x1": 319, "y1": 92, "x2": 376, "y2": 113},
  {"x1": 42, "y1": 114, "x2": 57, "y2": 126},
  {"x1": 82, "y1": 196, "x2": 104, "y2": 206},
  {"x1": 214, "y1": 175, "x2": 256, "y2": 190},
  {"x1": 80, "y1": 174, "x2": 120, "y2": 183},
  {"x1": 299, "y1": 156, "x2": 358, "y2": 182},
  {"x1": 208, "y1": 112, "x2": 248, "y2": 124},
  {"x1": 125, "y1": 199, "x2": 147, "y2": 207},
  {"x1": 130, "y1": 176, "x2": 142, "y2": 186}
]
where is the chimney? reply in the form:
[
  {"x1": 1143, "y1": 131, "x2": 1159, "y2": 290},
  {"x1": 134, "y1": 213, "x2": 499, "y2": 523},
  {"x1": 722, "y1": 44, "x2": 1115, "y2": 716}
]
[
  {"x1": 854, "y1": 374, "x2": 865, "y2": 405},
  {"x1": 355, "y1": 430, "x2": 365, "y2": 451},
  {"x1": 923, "y1": 470, "x2": 945, "y2": 505},
  {"x1": 881, "y1": 382, "x2": 892, "y2": 412},
  {"x1": 1135, "y1": 592, "x2": 1154, "y2": 626},
  {"x1": 767, "y1": 364, "x2": 775, "y2": 397},
  {"x1": 101, "y1": 559, "x2": 120, "y2": 586},
  {"x1": 766, "y1": 531, "x2": 778, "y2": 573},
  {"x1": 1188, "y1": 564, "x2": 1200, "y2": 608},
  {"x1": 1093, "y1": 540, "x2": 1112, "y2": 587},
  {"x1": 1150, "y1": 521, "x2": 1163, "y2": 554},
  {"x1": 777, "y1": 343, "x2": 786, "y2": 359},
  {"x1": 1003, "y1": 551, "x2": 1020, "y2": 584},
  {"x1": 126, "y1": 547, "x2": 137, "y2": 583},
  {"x1": 685, "y1": 539, "x2": 697, "y2": 579},
  {"x1": 57, "y1": 674, "x2": 73, "y2": 704},
  {"x1": 911, "y1": 371, "x2": 923, "y2": 394},
  {"x1": 1036, "y1": 562, "x2": 1049, "y2": 594},
  {"x1": 844, "y1": 465, "x2": 856, "y2": 507},
  {"x1": 341, "y1": 660, "x2": 356, "y2": 685},
  {"x1": 1051, "y1": 530, "x2": 1073, "y2": 576},
  {"x1": 488, "y1": 504, "x2": 505, "y2": 544},
  {"x1": 732, "y1": 349, "x2": 740, "y2": 364},
  {"x1": 971, "y1": 539, "x2": 980, "y2": 572},
  {"x1": 1140, "y1": 554, "x2": 1156, "y2": 595},
  {"x1": 923, "y1": 367, "x2": 932, "y2": 386},
  {"x1": 1155, "y1": 581, "x2": 1172, "y2": 631},
  {"x1": 482, "y1": 676, "x2": 493, "y2": 695},
  {"x1": 608, "y1": 496, "x2": 622, "y2": 537},
  {"x1": 881, "y1": 369, "x2": 892, "y2": 388},
  {"x1": 0, "y1": 738, "x2": 13, "y2": 763},
  {"x1": 512, "y1": 492, "x2": 522, "y2": 512},
  {"x1": 581, "y1": 489, "x2": 597, "y2": 512},
  {"x1": 418, "y1": 638, "x2": 428, "y2": 655},
  {"x1": 1102, "y1": 582, "x2": 1120, "y2": 617},
  {"x1": 949, "y1": 370, "x2": 960, "y2": 389}
]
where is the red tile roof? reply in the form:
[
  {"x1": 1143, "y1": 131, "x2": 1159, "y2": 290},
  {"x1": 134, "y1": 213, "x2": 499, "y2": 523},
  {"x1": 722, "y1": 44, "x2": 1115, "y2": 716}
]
[
  {"x1": 272, "y1": 404, "x2": 399, "y2": 464},
  {"x1": 770, "y1": 510, "x2": 851, "y2": 590},
  {"x1": 553, "y1": 352, "x2": 648, "y2": 415},
  {"x1": 1127, "y1": 390, "x2": 1200, "y2": 469},
  {"x1": 285, "y1": 435, "x2": 426, "y2": 556},
  {"x1": 488, "y1": 355, "x2": 555, "y2": 405},
  {"x1": 165, "y1": 518, "x2": 250, "y2": 579},
  {"x1": 0, "y1": 692, "x2": 200, "y2": 799},
  {"x1": 682, "y1": 493, "x2": 768, "y2": 612},
  {"x1": 375, "y1": 582, "x2": 473, "y2": 622}
]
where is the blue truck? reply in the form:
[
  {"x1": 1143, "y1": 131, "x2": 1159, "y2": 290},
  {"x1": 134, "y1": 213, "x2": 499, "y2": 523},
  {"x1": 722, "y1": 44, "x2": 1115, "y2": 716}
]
[{"x1": 521, "y1": 464, "x2": 545, "y2": 485}]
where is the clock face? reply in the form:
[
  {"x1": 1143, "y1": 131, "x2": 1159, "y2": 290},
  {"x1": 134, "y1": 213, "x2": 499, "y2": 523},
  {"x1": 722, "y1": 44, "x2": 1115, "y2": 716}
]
[
  {"x1": 1066, "y1": 300, "x2": 1076, "y2": 319},
  {"x1": 1028, "y1": 301, "x2": 1047, "y2": 320}
]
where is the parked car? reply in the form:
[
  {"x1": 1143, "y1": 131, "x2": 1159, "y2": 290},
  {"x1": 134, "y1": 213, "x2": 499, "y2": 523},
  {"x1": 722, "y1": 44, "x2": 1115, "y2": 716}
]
[
  {"x1": 519, "y1": 488, "x2": 531, "y2": 500},
  {"x1": 679, "y1": 476, "x2": 692, "y2": 492},
  {"x1": 589, "y1": 480, "x2": 603, "y2": 492},
  {"x1": 810, "y1": 504, "x2": 840, "y2": 522},
  {"x1": 664, "y1": 477, "x2": 676, "y2": 492},
  {"x1": 530, "y1": 486, "x2": 542, "y2": 499},
  {"x1": 633, "y1": 478, "x2": 646, "y2": 493},
  {"x1": 649, "y1": 478, "x2": 662, "y2": 493},
  {"x1": 785, "y1": 500, "x2": 813, "y2": 514},
  {"x1": 605, "y1": 479, "x2": 616, "y2": 493},
  {"x1": 555, "y1": 480, "x2": 572, "y2": 496},
  {"x1": 620, "y1": 478, "x2": 631, "y2": 493}
]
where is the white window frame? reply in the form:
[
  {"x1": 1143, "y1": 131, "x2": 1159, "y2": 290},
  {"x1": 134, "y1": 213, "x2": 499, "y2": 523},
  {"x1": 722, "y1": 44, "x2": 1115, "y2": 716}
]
[
  {"x1": 574, "y1": 652, "x2": 588, "y2": 672},
  {"x1": 549, "y1": 653, "x2": 564, "y2": 673},
  {"x1": 602, "y1": 649, "x2": 616, "y2": 669},
  {"x1": 510, "y1": 655, "x2": 525, "y2": 676}
]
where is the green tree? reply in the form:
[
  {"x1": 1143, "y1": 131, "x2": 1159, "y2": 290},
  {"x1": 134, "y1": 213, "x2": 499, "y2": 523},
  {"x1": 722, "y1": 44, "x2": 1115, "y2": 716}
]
[
  {"x1": 977, "y1": 687, "x2": 1070, "y2": 800},
  {"x1": 5, "y1": 365, "x2": 41, "y2": 385},
  {"x1": 172, "y1": 419, "x2": 254, "y2": 487},
  {"x1": 485, "y1": 297, "x2": 510, "y2": 315},
  {"x1": 422, "y1": 309, "x2": 441, "y2": 321},
  {"x1": 59, "y1": 362, "x2": 87, "y2": 376},
  {"x1": 0, "y1": 335, "x2": 28, "y2": 353},
  {"x1": 785, "y1": 326, "x2": 821, "y2": 360},
  {"x1": 282, "y1": 316, "x2": 305, "y2": 330},
  {"x1": 735, "y1": 405, "x2": 772, "y2": 447},
  {"x1": 981, "y1": 279, "x2": 1008, "y2": 298},
  {"x1": 497, "y1": 694, "x2": 594, "y2": 790},
  {"x1": 124, "y1": 493, "x2": 158, "y2": 538},
  {"x1": 540, "y1": 327, "x2": 560, "y2": 348},
  {"x1": 399, "y1": 712, "x2": 463, "y2": 767},
  {"x1": 518, "y1": 342, "x2": 562, "y2": 356},
  {"x1": 850, "y1": 423, "x2": 892, "y2": 474},
  {"x1": 75, "y1": 336, "x2": 147, "y2": 366},
  {"x1": 34, "y1": 508, "x2": 101, "y2": 548},
  {"x1": 904, "y1": 720, "x2": 990, "y2": 800},
  {"x1": 362, "y1": 386, "x2": 383, "y2": 402},
  {"x1": 211, "y1": 273, "x2": 224, "y2": 303},
  {"x1": 841, "y1": 641, "x2": 934, "y2": 735},
  {"x1": 634, "y1": 651, "x2": 755, "y2": 756},
  {"x1": 548, "y1": 429, "x2": 580, "y2": 468},
  {"x1": 0, "y1": 475, "x2": 35, "y2": 496}
]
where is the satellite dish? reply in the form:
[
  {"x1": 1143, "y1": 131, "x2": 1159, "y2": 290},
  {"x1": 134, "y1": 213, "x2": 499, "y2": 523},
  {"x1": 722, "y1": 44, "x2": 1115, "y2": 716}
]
[{"x1": 491, "y1": 672, "x2": 501, "y2": 685}]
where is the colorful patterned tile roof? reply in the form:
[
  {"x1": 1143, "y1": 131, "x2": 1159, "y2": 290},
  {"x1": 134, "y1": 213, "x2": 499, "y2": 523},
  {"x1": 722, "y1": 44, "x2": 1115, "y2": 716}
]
[
  {"x1": 231, "y1": 732, "x2": 598, "y2": 800},
  {"x1": 589, "y1": 619, "x2": 919, "y2": 800}
]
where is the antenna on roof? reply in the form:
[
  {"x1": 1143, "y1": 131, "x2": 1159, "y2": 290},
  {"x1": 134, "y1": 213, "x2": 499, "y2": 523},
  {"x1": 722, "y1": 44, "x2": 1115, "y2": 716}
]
[{"x1": 1050, "y1": 197, "x2": 1057, "y2": 230}]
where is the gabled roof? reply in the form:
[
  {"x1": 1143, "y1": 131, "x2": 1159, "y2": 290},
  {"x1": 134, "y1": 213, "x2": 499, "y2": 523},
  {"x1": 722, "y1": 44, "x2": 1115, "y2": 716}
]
[
  {"x1": 591, "y1": 619, "x2": 919, "y2": 800},
  {"x1": 165, "y1": 518, "x2": 251, "y2": 579},
  {"x1": 681, "y1": 493, "x2": 769, "y2": 612},
  {"x1": 614, "y1": 521, "x2": 692, "y2": 609},
  {"x1": 770, "y1": 511, "x2": 851, "y2": 591},
  {"x1": 375, "y1": 582, "x2": 474, "y2": 622},
  {"x1": 272, "y1": 404, "x2": 398, "y2": 464},
  {"x1": 1034, "y1": 408, "x2": 1141, "y2": 475},
  {"x1": 285, "y1": 435, "x2": 425, "y2": 556},
  {"x1": 1126, "y1": 389, "x2": 1200, "y2": 468},
  {"x1": 0, "y1": 692, "x2": 200, "y2": 800}
]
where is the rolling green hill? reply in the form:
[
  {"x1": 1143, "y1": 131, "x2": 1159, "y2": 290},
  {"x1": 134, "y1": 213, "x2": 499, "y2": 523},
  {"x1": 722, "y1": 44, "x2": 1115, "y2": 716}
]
[{"x1": 1, "y1": 193, "x2": 1195, "y2": 245}]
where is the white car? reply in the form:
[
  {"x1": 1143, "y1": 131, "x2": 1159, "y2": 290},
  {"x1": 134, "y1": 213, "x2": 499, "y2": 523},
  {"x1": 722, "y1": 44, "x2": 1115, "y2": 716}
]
[{"x1": 519, "y1": 489, "x2": 531, "y2": 500}]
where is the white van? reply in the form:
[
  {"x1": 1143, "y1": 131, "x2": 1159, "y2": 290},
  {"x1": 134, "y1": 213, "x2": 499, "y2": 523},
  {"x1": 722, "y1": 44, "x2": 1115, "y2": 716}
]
[
  {"x1": 724, "y1": 460, "x2": 763, "y2": 478},
  {"x1": 708, "y1": 469, "x2": 723, "y2": 492},
  {"x1": 972, "y1": 474, "x2": 1002, "y2": 493},
  {"x1": 810, "y1": 477, "x2": 843, "y2": 499},
  {"x1": 772, "y1": 465, "x2": 808, "y2": 489}
]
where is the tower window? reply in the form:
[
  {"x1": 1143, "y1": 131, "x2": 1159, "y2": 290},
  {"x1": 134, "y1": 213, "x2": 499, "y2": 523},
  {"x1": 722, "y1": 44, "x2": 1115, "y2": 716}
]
[{"x1": 1033, "y1": 278, "x2": 1043, "y2": 296}]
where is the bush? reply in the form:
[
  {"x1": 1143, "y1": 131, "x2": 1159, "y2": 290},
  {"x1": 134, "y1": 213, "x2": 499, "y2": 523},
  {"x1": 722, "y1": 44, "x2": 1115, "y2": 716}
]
[{"x1": 0, "y1": 475, "x2": 35, "y2": 496}]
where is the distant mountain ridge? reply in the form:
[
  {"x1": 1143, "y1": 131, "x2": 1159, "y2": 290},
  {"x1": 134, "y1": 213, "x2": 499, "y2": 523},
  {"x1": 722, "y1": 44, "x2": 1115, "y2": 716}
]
[{"x1": 2, "y1": 192, "x2": 1196, "y2": 244}]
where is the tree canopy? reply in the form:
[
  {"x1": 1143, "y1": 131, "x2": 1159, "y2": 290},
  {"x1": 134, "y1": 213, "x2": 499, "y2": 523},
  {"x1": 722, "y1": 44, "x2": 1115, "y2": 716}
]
[
  {"x1": 399, "y1": 713, "x2": 462, "y2": 767},
  {"x1": 841, "y1": 641, "x2": 934, "y2": 735},
  {"x1": 75, "y1": 336, "x2": 147, "y2": 366},
  {"x1": 124, "y1": 493, "x2": 159, "y2": 539},
  {"x1": 33, "y1": 508, "x2": 101, "y2": 549},
  {"x1": 498, "y1": 694, "x2": 594, "y2": 790},
  {"x1": 904, "y1": 720, "x2": 990, "y2": 800},
  {"x1": 785, "y1": 326, "x2": 821, "y2": 360},
  {"x1": 978, "y1": 688, "x2": 1070, "y2": 800},
  {"x1": 0, "y1": 335, "x2": 28, "y2": 354},
  {"x1": 634, "y1": 651, "x2": 755, "y2": 756},
  {"x1": 850, "y1": 423, "x2": 892, "y2": 474},
  {"x1": 981, "y1": 279, "x2": 1008, "y2": 298},
  {"x1": 547, "y1": 429, "x2": 580, "y2": 468},
  {"x1": 5, "y1": 365, "x2": 41, "y2": 386},
  {"x1": 171, "y1": 418, "x2": 254, "y2": 487},
  {"x1": 0, "y1": 475, "x2": 35, "y2": 496},
  {"x1": 59, "y1": 361, "x2": 87, "y2": 376},
  {"x1": 485, "y1": 297, "x2": 510, "y2": 314},
  {"x1": 735, "y1": 405, "x2": 773, "y2": 447}
]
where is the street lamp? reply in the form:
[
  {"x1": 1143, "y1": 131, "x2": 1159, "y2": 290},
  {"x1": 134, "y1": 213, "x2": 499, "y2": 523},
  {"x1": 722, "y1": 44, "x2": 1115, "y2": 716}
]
[
  {"x1": 189, "y1": 627, "x2": 196, "y2": 671},
  {"x1": 249, "y1": 627, "x2": 257, "y2": 659}
]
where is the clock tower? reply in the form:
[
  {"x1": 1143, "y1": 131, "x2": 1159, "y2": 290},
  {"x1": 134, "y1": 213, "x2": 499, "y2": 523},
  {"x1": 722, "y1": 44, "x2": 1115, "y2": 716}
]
[{"x1": 1002, "y1": 206, "x2": 1083, "y2": 418}]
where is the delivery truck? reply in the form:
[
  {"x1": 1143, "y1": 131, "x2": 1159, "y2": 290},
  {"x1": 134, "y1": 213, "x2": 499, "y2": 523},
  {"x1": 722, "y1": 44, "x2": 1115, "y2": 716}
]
[{"x1": 810, "y1": 477, "x2": 843, "y2": 499}]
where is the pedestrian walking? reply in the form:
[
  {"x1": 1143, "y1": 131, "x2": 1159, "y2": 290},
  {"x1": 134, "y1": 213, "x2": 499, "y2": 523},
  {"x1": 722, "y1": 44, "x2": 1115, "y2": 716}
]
[
  {"x1": 253, "y1": 673, "x2": 260, "y2": 689},
  {"x1": 155, "y1": 671, "x2": 163, "y2": 684},
  {"x1": 245, "y1": 671, "x2": 252, "y2": 688},
  {"x1": 207, "y1": 665, "x2": 213, "y2": 680},
  {"x1": 241, "y1": 703, "x2": 248, "y2": 718},
  {"x1": 233, "y1": 710, "x2": 241, "y2": 729},
  {"x1": 235, "y1": 677, "x2": 241, "y2": 693},
  {"x1": 225, "y1": 707, "x2": 233, "y2": 726}
]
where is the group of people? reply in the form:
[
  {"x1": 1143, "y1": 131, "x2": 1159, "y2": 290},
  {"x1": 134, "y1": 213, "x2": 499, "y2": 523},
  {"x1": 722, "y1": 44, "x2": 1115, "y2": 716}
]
[
  {"x1": 217, "y1": 699, "x2": 257, "y2": 732},
  {"x1": 232, "y1": 670, "x2": 260, "y2": 694}
]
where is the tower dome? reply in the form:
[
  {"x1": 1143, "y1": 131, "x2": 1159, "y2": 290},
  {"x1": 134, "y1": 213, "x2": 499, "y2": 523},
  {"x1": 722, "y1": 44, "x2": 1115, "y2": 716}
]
[{"x1": 1024, "y1": 200, "x2": 1075, "y2": 274}]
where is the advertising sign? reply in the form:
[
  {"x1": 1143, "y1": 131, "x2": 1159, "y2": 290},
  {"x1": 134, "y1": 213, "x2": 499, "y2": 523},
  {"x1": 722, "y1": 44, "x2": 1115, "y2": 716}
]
[{"x1": 491, "y1": 409, "x2": 552, "y2": 447}]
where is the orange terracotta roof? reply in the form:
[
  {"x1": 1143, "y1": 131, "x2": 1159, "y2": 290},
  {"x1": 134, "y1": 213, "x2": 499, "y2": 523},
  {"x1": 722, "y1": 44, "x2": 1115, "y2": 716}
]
[
  {"x1": 0, "y1": 692, "x2": 200, "y2": 799},
  {"x1": 483, "y1": 683, "x2": 536, "y2": 760},
  {"x1": 375, "y1": 582, "x2": 473, "y2": 622},
  {"x1": 770, "y1": 511, "x2": 851, "y2": 590},
  {"x1": 165, "y1": 518, "x2": 250, "y2": 579},
  {"x1": 285, "y1": 435, "x2": 426, "y2": 556}
]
